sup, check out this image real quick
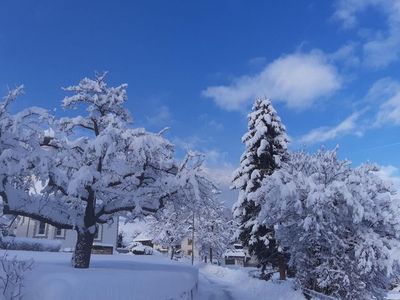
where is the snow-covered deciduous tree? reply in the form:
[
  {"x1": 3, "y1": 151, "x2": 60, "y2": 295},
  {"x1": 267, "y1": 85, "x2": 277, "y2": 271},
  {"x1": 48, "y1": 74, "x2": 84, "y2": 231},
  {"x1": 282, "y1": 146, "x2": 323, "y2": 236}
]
[
  {"x1": 195, "y1": 202, "x2": 232, "y2": 263},
  {"x1": 2, "y1": 74, "x2": 177, "y2": 268},
  {"x1": 0, "y1": 253, "x2": 33, "y2": 300},
  {"x1": 175, "y1": 152, "x2": 232, "y2": 264},
  {"x1": 149, "y1": 200, "x2": 190, "y2": 260},
  {"x1": 254, "y1": 148, "x2": 400, "y2": 299},
  {"x1": 232, "y1": 97, "x2": 289, "y2": 278},
  {"x1": 0, "y1": 86, "x2": 49, "y2": 233},
  {"x1": 150, "y1": 151, "x2": 231, "y2": 263}
]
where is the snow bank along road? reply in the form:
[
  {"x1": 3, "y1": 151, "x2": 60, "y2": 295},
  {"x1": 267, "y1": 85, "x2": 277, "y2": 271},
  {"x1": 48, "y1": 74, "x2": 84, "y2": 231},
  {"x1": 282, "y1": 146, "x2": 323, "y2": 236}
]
[{"x1": 196, "y1": 264, "x2": 305, "y2": 300}]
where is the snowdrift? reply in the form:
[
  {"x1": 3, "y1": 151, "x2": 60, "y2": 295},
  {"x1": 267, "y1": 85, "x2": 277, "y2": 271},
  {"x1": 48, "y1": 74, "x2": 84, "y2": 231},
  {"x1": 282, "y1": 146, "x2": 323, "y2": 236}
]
[{"x1": 1, "y1": 250, "x2": 198, "y2": 300}]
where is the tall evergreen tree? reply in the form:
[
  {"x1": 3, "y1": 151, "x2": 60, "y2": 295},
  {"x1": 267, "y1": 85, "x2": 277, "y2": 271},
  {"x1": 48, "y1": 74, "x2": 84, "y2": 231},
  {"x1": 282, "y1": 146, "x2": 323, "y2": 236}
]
[{"x1": 232, "y1": 97, "x2": 289, "y2": 278}]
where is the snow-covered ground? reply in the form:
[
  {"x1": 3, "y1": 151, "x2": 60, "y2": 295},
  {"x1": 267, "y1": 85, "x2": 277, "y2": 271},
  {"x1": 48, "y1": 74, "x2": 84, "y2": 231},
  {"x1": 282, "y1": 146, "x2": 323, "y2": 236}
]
[
  {"x1": 196, "y1": 264, "x2": 305, "y2": 300},
  {"x1": 1, "y1": 250, "x2": 197, "y2": 300},
  {"x1": 8, "y1": 249, "x2": 400, "y2": 300}
]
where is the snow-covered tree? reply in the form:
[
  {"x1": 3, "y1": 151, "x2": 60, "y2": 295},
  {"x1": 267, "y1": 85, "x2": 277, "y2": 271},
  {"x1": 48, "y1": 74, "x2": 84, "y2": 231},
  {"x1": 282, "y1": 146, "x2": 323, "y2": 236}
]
[
  {"x1": 0, "y1": 86, "x2": 49, "y2": 232},
  {"x1": 2, "y1": 74, "x2": 177, "y2": 268},
  {"x1": 232, "y1": 97, "x2": 289, "y2": 277},
  {"x1": 175, "y1": 152, "x2": 232, "y2": 264},
  {"x1": 195, "y1": 203, "x2": 232, "y2": 263},
  {"x1": 149, "y1": 200, "x2": 190, "y2": 259},
  {"x1": 254, "y1": 148, "x2": 400, "y2": 299},
  {"x1": 150, "y1": 151, "x2": 231, "y2": 263},
  {"x1": 0, "y1": 253, "x2": 33, "y2": 300}
]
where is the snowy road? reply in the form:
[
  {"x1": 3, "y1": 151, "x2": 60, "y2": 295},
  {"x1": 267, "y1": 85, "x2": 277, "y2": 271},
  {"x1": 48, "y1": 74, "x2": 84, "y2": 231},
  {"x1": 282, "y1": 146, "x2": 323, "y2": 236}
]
[
  {"x1": 196, "y1": 271, "x2": 235, "y2": 300},
  {"x1": 195, "y1": 264, "x2": 305, "y2": 300}
]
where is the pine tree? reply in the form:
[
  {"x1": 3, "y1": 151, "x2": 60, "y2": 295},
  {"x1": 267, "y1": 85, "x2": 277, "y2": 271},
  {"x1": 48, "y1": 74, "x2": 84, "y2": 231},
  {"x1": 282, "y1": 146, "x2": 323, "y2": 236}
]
[{"x1": 232, "y1": 97, "x2": 289, "y2": 278}]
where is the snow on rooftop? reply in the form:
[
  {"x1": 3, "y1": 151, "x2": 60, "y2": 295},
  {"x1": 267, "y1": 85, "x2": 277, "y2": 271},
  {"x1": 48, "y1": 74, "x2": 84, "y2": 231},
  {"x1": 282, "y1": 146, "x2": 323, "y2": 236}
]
[{"x1": 224, "y1": 249, "x2": 246, "y2": 258}]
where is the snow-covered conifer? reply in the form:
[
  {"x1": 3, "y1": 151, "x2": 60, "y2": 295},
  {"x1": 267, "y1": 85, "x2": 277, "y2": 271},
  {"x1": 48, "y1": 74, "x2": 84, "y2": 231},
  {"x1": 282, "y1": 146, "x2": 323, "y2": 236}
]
[{"x1": 232, "y1": 97, "x2": 289, "y2": 276}]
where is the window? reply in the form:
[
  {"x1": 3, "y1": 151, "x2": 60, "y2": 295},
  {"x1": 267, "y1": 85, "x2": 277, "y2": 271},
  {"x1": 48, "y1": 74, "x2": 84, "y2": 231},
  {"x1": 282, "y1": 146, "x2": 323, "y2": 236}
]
[
  {"x1": 94, "y1": 225, "x2": 103, "y2": 241},
  {"x1": 54, "y1": 227, "x2": 65, "y2": 239},
  {"x1": 35, "y1": 221, "x2": 46, "y2": 236},
  {"x1": 188, "y1": 250, "x2": 192, "y2": 256},
  {"x1": 187, "y1": 239, "x2": 193, "y2": 246}
]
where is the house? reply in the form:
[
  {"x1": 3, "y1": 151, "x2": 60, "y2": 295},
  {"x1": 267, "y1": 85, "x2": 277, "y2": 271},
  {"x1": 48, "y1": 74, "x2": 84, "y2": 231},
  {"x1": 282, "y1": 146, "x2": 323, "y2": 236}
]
[
  {"x1": 13, "y1": 216, "x2": 119, "y2": 253},
  {"x1": 223, "y1": 243, "x2": 248, "y2": 266},
  {"x1": 129, "y1": 232, "x2": 199, "y2": 258}
]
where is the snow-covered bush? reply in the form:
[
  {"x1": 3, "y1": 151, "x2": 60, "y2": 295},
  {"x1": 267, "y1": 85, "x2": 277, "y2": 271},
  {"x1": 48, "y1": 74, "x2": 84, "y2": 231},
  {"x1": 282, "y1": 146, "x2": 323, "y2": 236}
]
[
  {"x1": 0, "y1": 237, "x2": 61, "y2": 252},
  {"x1": 0, "y1": 253, "x2": 33, "y2": 300},
  {"x1": 253, "y1": 148, "x2": 400, "y2": 299}
]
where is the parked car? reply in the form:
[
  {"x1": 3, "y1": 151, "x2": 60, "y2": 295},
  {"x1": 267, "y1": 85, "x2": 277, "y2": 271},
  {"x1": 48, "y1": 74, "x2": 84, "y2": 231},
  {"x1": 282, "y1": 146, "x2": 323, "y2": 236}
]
[{"x1": 128, "y1": 241, "x2": 154, "y2": 255}]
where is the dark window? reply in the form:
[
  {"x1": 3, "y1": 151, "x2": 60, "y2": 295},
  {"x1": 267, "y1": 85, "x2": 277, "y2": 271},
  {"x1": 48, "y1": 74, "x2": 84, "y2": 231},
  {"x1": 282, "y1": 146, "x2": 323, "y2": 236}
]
[
  {"x1": 55, "y1": 227, "x2": 63, "y2": 237},
  {"x1": 187, "y1": 239, "x2": 193, "y2": 245},
  {"x1": 37, "y1": 222, "x2": 46, "y2": 235},
  {"x1": 94, "y1": 225, "x2": 102, "y2": 241}
]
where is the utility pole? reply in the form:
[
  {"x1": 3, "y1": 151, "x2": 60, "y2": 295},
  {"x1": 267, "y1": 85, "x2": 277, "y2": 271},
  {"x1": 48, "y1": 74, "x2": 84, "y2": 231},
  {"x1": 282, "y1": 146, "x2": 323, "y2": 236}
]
[{"x1": 191, "y1": 212, "x2": 195, "y2": 265}]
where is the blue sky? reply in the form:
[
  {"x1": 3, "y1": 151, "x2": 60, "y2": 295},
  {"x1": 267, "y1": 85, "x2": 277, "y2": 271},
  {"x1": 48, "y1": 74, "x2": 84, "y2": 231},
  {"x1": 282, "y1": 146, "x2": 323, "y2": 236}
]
[{"x1": 1, "y1": 0, "x2": 400, "y2": 204}]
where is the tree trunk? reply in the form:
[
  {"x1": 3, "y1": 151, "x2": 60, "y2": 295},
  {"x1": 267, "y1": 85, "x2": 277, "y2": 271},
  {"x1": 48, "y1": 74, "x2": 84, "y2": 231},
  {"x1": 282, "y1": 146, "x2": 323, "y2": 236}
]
[
  {"x1": 278, "y1": 255, "x2": 286, "y2": 280},
  {"x1": 170, "y1": 246, "x2": 175, "y2": 260},
  {"x1": 72, "y1": 229, "x2": 95, "y2": 268},
  {"x1": 209, "y1": 247, "x2": 213, "y2": 264}
]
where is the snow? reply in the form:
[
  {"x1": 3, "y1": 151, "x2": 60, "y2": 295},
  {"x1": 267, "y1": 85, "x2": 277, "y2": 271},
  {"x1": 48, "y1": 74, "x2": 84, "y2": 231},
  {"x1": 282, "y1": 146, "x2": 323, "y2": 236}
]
[
  {"x1": 133, "y1": 232, "x2": 152, "y2": 242},
  {"x1": 196, "y1": 264, "x2": 305, "y2": 300},
  {"x1": 2, "y1": 250, "x2": 197, "y2": 300},
  {"x1": 223, "y1": 250, "x2": 246, "y2": 258},
  {"x1": 1, "y1": 236, "x2": 62, "y2": 252}
]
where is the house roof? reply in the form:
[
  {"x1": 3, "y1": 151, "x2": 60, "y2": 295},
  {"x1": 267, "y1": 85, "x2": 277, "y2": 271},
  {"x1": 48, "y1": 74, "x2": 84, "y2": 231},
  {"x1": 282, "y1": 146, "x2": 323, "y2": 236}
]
[
  {"x1": 133, "y1": 232, "x2": 152, "y2": 242},
  {"x1": 224, "y1": 250, "x2": 246, "y2": 258}
]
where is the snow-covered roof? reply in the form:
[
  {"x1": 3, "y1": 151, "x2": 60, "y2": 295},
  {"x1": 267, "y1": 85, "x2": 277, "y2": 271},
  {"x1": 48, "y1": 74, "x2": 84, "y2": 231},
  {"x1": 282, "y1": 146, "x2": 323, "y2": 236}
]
[
  {"x1": 224, "y1": 250, "x2": 246, "y2": 258},
  {"x1": 133, "y1": 232, "x2": 152, "y2": 242},
  {"x1": 93, "y1": 242, "x2": 114, "y2": 247}
]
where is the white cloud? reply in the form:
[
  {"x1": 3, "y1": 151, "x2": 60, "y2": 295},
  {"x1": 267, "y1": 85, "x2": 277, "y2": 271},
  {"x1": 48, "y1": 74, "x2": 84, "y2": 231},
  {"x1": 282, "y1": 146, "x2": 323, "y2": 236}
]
[
  {"x1": 377, "y1": 165, "x2": 400, "y2": 190},
  {"x1": 300, "y1": 112, "x2": 362, "y2": 144},
  {"x1": 172, "y1": 135, "x2": 205, "y2": 151},
  {"x1": 334, "y1": 0, "x2": 400, "y2": 68},
  {"x1": 329, "y1": 43, "x2": 360, "y2": 67},
  {"x1": 202, "y1": 51, "x2": 341, "y2": 111},
  {"x1": 145, "y1": 105, "x2": 172, "y2": 127},
  {"x1": 375, "y1": 92, "x2": 400, "y2": 126},
  {"x1": 202, "y1": 154, "x2": 238, "y2": 208},
  {"x1": 365, "y1": 78, "x2": 400, "y2": 126}
]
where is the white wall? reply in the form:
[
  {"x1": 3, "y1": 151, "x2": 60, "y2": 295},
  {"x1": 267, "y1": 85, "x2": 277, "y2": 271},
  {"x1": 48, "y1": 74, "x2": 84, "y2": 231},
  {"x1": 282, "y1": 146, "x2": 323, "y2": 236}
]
[{"x1": 14, "y1": 217, "x2": 118, "y2": 251}]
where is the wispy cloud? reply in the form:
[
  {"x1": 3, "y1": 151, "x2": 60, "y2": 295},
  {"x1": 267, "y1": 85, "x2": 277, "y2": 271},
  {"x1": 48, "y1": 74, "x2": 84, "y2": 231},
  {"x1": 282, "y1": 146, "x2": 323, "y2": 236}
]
[
  {"x1": 334, "y1": 0, "x2": 400, "y2": 68},
  {"x1": 145, "y1": 105, "x2": 172, "y2": 128},
  {"x1": 300, "y1": 112, "x2": 363, "y2": 144},
  {"x1": 202, "y1": 51, "x2": 341, "y2": 111},
  {"x1": 365, "y1": 78, "x2": 400, "y2": 127},
  {"x1": 299, "y1": 76, "x2": 400, "y2": 145}
]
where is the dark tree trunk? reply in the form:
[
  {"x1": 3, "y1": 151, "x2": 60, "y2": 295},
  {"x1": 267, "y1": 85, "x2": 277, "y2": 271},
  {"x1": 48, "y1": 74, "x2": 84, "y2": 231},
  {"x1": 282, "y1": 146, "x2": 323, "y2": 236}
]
[
  {"x1": 278, "y1": 255, "x2": 286, "y2": 280},
  {"x1": 209, "y1": 247, "x2": 213, "y2": 263},
  {"x1": 170, "y1": 246, "x2": 175, "y2": 260},
  {"x1": 72, "y1": 229, "x2": 95, "y2": 268}
]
